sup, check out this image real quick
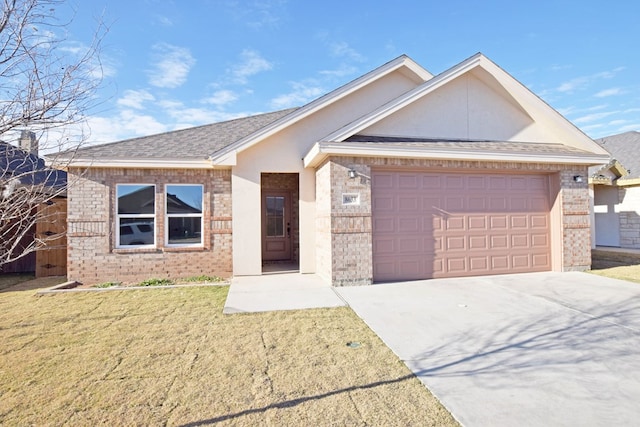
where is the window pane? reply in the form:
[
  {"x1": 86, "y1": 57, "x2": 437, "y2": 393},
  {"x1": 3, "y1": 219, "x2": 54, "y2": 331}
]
[
  {"x1": 118, "y1": 185, "x2": 155, "y2": 214},
  {"x1": 168, "y1": 217, "x2": 202, "y2": 244},
  {"x1": 119, "y1": 218, "x2": 154, "y2": 246},
  {"x1": 265, "y1": 196, "x2": 285, "y2": 237},
  {"x1": 166, "y1": 185, "x2": 203, "y2": 214}
]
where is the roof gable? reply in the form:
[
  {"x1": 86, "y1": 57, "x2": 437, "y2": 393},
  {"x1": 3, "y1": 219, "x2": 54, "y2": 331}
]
[
  {"x1": 320, "y1": 53, "x2": 609, "y2": 157},
  {"x1": 595, "y1": 131, "x2": 640, "y2": 180},
  {"x1": 209, "y1": 55, "x2": 433, "y2": 165}
]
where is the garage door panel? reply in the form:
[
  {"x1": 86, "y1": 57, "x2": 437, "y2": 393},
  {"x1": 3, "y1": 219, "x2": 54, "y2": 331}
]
[
  {"x1": 511, "y1": 215, "x2": 528, "y2": 228},
  {"x1": 447, "y1": 257, "x2": 467, "y2": 272},
  {"x1": 511, "y1": 234, "x2": 529, "y2": 247},
  {"x1": 445, "y1": 236, "x2": 466, "y2": 250},
  {"x1": 373, "y1": 173, "x2": 394, "y2": 188},
  {"x1": 469, "y1": 235, "x2": 488, "y2": 249},
  {"x1": 468, "y1": 176, "x2": 487, "y2": 190},
  {"x1": 530, "y1": 215, "x2": 548, "y2": 228},
  {"x1": 489, "y1": 176, "x2": 508, "y2": 190},
  {"x1": 398, "y1": 236, "x2": 421, "y2": 252},
  {"x1": 490, "y1": 216, "x2": 508, "y2": 229},
  {"x1": 470, "y1": 256, "x2": 489, "y2": 271},
  {"x1": 373, "y1": 238, "x2": 395, "y2": 254},
  {"x1": 373, "y1": 195, "x2": 394, "y2": 211},
  {"x1": 468, "y1": 216, "x2": 487, "y2": 230},
  {"x1": 398, "y1": 174, "x2": 418, "y2": 189},
  {"x1": 510, "y1": 197, "x2": 529, "y2": 211},
  {"x1": 398, "y1": 217, "x2": 419, "y2": 232},
  {"x1": 531, "y1": 234, "x2": 549, "y2": 247},
  {"x1": 446, "y1": 217, "x2": 465, "y2": 230},
  {"x1": 512, "y1": 255, "x2": 530, "y2": 268},
  {"x1": 423, "y1": 175, "x2": 441, "y2": 188},
  {"x1": 445, "y1": 176, "x2": 464, "y2": 189},
  {"x1": 489, "y1": 197, "x2": 507, "y2": 210},
  {"x1": 468, "y1": 197, "x2": 487, "y2": 211},
  {"x1": 372, "y1": 170, "x2": 551, "y2": 281},
  {"x1": 445, "y1": 196, "x2": 465, "y2": 211},
  {"x1": 373, "y1": 217, "x2": 395, "y2": 233},
  {"x1": 490, "y1": 235, "x2": 509, "y2": 248}
]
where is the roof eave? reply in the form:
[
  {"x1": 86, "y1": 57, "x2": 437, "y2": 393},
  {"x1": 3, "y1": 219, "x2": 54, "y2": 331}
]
[
  {"x1": 60, "y1": 158, "x2": 218, "y2": 169},
  {"x1": 303, "y1": 141, "x2": 611, "y2": 168}
]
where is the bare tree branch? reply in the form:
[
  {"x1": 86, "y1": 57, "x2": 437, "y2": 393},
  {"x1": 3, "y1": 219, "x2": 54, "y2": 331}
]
[{"x1": 0, "y1": 0, "x2": 105, "y2": 270}]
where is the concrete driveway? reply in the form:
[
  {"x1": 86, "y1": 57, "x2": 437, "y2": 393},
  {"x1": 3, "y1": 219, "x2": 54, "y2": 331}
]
[{"x1": 335, "y1": 271, "x2": 640, "y2": 427}]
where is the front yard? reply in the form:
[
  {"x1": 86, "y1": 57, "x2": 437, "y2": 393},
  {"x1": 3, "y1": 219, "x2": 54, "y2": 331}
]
[{"x1": 0, "y1": 276, "x2": 456, "y2": 426}]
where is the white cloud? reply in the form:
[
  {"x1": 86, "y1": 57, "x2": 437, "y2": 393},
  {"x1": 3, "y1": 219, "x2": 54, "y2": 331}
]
[
  {"x1": 231, "y1": 49, "x2": 273, "y2": 84},
  {"x1": 595, "y1": 88, "x2": 623, "y2": 98},
  {"x1": 617, "y1": 123, "x2": 640, "y2": 133},
  {"x1": 148, "y1": 43, "x2": 196, "y2": 88},
  {"x1": 319, "y1": 64, "x2": 358, "y2": 78},
  {"x1": 270, "y1": 81, "x2": 325, "y2": 109},
  {"x1": 330, "y1": 42, "x2": 365, "y2": 62},
  {"x1": 202, "y1": 90, "x2": 238, "y2": 106},
  {"x1": 86, "y1": 111, "x2": 168, "y2": 144},
  {"x1": 556, "y1": 67, "x2": 624, "y2": 94},
  {"x1": 154, "y1": 15, "x2": 173, "y2": 26},
  {"x1": 224, "y1": 0, "x2": 288, "y2": 29},
  {"x1": 117, "y1": 89, "x2": 155, "y2": 109},
  {"x1": 573, "y1": 111, "x2": 618, "y2": 124}
]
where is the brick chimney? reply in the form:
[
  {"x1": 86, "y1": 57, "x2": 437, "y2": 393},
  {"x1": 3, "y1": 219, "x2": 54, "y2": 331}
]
[{"x1": 19, "y1": 130, "x2": 38, "y2": 155}]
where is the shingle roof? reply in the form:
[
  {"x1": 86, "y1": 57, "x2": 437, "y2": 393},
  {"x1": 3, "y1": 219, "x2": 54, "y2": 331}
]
[
  {"x1": 0, "y1": 141, "x2": 66, "y2": 189},
  {"x1": 593, "y1": 131, "x2": 640, "y2": 179},
  {"x1": 71, "y1": 108, "x2": 298, "y2": 160},
  {"x1": 345, "y1": 135, "x2": 597, "y2": 156}
]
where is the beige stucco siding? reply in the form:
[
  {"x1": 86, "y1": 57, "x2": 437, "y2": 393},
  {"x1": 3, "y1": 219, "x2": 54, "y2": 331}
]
[{"x1": 231, "y1": 69, "x2": 423, "y2": 276}]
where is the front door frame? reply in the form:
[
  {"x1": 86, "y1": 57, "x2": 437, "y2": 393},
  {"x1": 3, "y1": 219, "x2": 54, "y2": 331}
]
[{"x1": 261, "y1": 190, "x2": 293, "y2": 261}]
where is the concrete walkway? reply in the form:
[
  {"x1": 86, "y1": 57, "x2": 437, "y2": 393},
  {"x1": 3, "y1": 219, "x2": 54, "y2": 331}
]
[{"x1": 223, "y1": 272, "x2": 346, "y2": 314}]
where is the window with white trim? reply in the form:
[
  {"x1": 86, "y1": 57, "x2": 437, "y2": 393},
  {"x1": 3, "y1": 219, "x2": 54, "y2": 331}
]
[
  {"x1": 165, "y1": 184, "x2": 203, "y2": 246},
  {"x1": 116, "y1": 184, "x2": 156, "y2": 247}
]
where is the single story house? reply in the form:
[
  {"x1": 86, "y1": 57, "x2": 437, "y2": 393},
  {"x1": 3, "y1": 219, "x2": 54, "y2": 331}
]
[
  {"x1": 60, "y1": 53, "x2": 610, "y2": 286},
  {"x1": 590, "y1": 131, "x2": 640, "y2": 248}
]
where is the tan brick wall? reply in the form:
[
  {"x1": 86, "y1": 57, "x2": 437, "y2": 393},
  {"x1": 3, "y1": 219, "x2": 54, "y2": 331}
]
[
  {"x1": 319, "y1": 157, "x2": 592, "y2": 285},
  {"x1": 67, "y1": 167, "x2": 232, "y2": 285},
  {"x1": 559, "y1": 168, "x2": 592, "y2": 269},
  {"x1": 617, "y1": 186, "x2": 640, "y2": 248}
]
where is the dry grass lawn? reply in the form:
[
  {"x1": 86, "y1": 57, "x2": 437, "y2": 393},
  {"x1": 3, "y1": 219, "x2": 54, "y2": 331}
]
[
  {"x1": 589, "y1": 263, "x2": 640, "y2": 284},
  {"x1": 0, "y1": 276, "x2": 457, "y2": 426}
]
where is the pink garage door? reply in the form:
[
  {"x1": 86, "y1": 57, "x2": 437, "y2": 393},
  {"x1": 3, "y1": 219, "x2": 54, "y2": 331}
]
[{"x1": 372, "y1": 170, "x2": 551, "y2": 281}]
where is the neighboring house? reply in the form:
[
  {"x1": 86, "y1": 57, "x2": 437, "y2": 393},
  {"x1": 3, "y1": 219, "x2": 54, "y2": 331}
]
[
  {"x1": 60, "y1": 53, "x2": 610, "y2": 286},
  {"x1": 589, "y1": 131, "x2": 640, "y2": 248},
  {"x1": 1, "y1": 131, "x2": 67, "y2": 275}
]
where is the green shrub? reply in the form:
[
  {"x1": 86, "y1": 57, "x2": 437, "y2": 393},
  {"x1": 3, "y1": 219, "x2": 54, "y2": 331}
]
[
  {"x1": 137, "y1": 278, "x2": 175, "y2": 287},
  {"x1": 181, "y1": 275, "x2": 225, "y2": 283},
  {"x1": 93, "y1": 281, "x2": 121, "y2": 288}
]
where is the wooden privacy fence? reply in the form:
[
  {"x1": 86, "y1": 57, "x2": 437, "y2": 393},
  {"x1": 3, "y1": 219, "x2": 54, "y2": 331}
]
[{"x1": 35, "y1": 197, "x2": 67, "y2": 277}]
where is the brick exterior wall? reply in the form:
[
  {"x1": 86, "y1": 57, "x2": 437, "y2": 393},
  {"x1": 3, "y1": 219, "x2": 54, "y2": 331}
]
[
  {"x1": 617, "y1": 186, "x2": 640, "y2": 248},
  {"x1": 67, "y1": 167, "x2": 232, "y2": 285},
  {"x1": 317, "y1": 156, "x2": 592, "y2": 286},
  {"x1": 559, "y1": 168, "x2": 592, "y2": 270}
]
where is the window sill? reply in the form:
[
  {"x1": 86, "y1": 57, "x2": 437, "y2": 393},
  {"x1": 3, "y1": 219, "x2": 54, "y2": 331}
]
[{"x1": 113, "y1": 247, "x2": 161, "y2": 254}]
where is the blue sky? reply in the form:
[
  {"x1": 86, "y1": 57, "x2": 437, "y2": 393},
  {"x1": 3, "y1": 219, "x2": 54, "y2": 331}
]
[{"x1": 61, "y1": 0, "x2": 640, "y2": 144}]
